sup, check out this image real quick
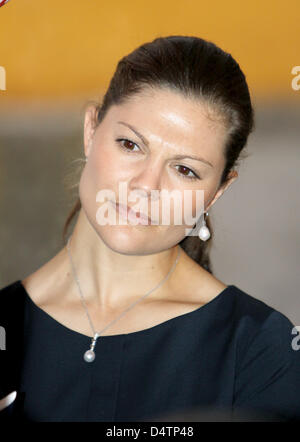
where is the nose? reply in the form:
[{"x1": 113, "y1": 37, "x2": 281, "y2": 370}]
[{"x1": 129, "y1": 162, "x2": 162, "y2": 201}]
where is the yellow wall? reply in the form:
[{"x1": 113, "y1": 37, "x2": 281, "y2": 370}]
[{"x1": 0, "y1": 0, "x2": 299, "y2": 103}]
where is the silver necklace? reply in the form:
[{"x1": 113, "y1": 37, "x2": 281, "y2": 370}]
[{"x1": 66, "y1": 235, "x2": 181, "y2": 363}]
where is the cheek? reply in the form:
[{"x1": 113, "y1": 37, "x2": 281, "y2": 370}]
[
  {"x1": 88, "y1": 145, "x2": 123, "y2": 189},
  {"x1": 158, "y1": 189, "x2": 201, "y2": 227},
  {"x1": 179, "y1": 180, "x2": 218, "y2": 222}
]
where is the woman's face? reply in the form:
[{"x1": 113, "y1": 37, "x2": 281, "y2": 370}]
[{"x1": 79, "y1": 87, "x2": 237, "y2": 255}]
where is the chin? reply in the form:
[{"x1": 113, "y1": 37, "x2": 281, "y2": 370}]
[{"x1": 94, "y1": 223, "x2": 159, "y2": 256}]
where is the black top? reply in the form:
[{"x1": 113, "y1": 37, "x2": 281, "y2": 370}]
[{"x1": 0, "y1": 280, "x2": 300, "y2": 422}]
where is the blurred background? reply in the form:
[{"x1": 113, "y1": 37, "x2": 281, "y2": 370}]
[{"x1": 0, "y1": 0, "x2": 299, "y2": 325}]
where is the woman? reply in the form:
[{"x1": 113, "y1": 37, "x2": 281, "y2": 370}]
[{"x1": 0, "y1": 35, "x2": 299, "y2": 422}]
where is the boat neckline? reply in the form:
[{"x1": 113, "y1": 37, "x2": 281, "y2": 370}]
[{"x1": 16, "y1": 279, "x2": 236, "y2": 340}]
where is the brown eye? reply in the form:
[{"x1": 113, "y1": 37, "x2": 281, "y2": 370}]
[
  {"x1": 116, "y1": 138, "x2": 140, "y2": 153},
  {"x1": 178, "y1": 165, "x2": 190, "y2": 176},
  {"x1": 122, "y1": 140, "x2": 135, "y2": 150},
  {"x1": 175, "y1": 165, "x2": 199, "y2": 180}
]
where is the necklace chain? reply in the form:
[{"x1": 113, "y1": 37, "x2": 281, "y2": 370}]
[{"x1": 66, "y1": 235, "x2": 181, "y2": 361}]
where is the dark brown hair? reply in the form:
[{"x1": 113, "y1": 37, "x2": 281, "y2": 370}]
[{"x1": 62, "y1": 35, "x2": 255, "y2": 274}]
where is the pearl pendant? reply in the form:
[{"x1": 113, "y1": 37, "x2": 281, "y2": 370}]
[
  {"x1": 84, "y1": 349, "x2": 96, "y2": 363},
  {"x1": 199, "y1": 225, "x2": 211, "y2": 241}
]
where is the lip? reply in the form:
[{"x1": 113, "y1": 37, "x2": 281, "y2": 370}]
[{"x1": 110, "y1": 200, "x2": 154, "y2": 224}]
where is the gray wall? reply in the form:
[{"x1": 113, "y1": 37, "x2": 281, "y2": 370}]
[{"x1": 0, "y1": 102, "x2": 299, "y2": 325}]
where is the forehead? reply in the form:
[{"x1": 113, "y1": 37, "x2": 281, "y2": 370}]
[
  {"x1": 104, "y1": 87, "x2": 228, "y2": 163},
  {"x1": 117, "y1": 87, "x2": 226, "y2": 126}
]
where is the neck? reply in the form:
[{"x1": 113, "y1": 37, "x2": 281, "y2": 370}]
[{"x1": 63, "y1": 209, "x2": 181, "y2": 309}]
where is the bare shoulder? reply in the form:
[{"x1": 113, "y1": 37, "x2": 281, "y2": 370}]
[
  {"x1": 21, "y1": 246, "x2": 67, "y2": 307},
  {"x1": 21, "y1": 271, "x2": 45, "y2": 304}
]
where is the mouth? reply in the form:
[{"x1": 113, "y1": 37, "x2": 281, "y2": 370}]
[{"x1": 110, "y1": 200, "x2": 155, "y2": 224}]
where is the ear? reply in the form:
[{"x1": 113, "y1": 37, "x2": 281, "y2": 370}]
[
  {"x1": 83, "y1": 105, "x2": 98, "y2": 157},
  {"x1": 205, "y1": 170, "x2": 238, "y2": 212}
]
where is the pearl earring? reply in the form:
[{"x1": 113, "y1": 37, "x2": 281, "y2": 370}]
[
  {"x1": 85, "y1": 157, "x2": 88, "y2": 162},
  {"x1": 198, "y1": 211, "x2": 211, "y2": 241}
]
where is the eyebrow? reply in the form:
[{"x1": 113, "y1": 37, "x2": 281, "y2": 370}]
[{"x1": 117, "y1": 121, "x2": 214, "y2": 168}]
